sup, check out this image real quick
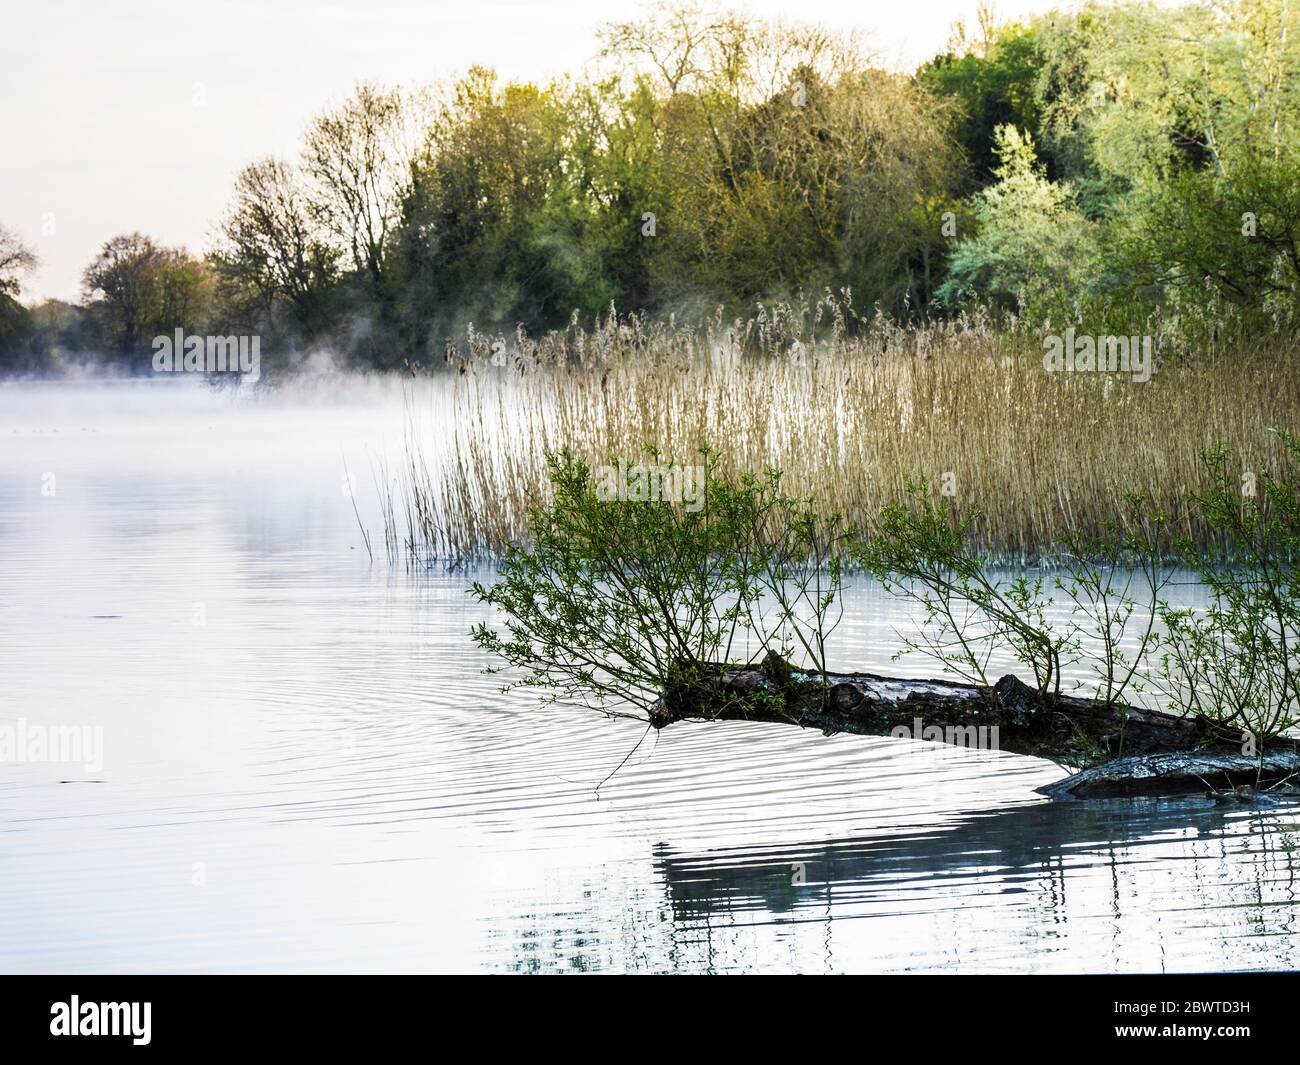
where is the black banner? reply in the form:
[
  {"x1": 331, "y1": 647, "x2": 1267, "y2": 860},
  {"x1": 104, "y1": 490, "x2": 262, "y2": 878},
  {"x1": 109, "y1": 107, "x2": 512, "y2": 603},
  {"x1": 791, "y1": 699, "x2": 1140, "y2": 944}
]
[{"x1": 1, "y1": 972, "x2": 1293, "y2": 1053}]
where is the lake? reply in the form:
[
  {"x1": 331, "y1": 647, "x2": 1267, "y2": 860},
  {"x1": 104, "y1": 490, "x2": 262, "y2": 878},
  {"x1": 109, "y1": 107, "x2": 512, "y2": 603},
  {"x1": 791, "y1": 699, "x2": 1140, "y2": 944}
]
[{"x1": 2, "y1": 377, "x2": 1299, "y2": 973}]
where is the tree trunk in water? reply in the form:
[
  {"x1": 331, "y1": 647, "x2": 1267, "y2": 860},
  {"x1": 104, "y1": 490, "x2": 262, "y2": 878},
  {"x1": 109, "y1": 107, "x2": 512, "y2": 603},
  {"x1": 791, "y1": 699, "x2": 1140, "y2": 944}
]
[{"x1": 647, "y1": 653, "x2": 1300, "y2": 800}]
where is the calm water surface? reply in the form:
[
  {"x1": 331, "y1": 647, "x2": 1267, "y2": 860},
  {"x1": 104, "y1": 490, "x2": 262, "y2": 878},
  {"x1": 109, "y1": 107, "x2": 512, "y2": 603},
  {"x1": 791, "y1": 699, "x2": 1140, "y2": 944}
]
[{"x1": 2, "y1": 378, "x2": 1298, "y2": 973}]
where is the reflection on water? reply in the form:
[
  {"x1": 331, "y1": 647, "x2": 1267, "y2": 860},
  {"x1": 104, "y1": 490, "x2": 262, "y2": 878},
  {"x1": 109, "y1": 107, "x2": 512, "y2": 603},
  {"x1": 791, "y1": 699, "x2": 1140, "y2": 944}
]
[
  {"x1": 642, "y1": 800, "x2": 1300, "y2": 974},
  {"x1": 1, "y1": 378, "x2": 1298, "y2": 973}
]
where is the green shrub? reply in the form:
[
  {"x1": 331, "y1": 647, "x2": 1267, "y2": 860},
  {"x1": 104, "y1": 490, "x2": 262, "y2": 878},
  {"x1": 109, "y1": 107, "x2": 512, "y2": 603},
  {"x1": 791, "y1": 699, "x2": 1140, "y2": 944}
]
[
  {"x1": 469, "y1": 448, "x2": 847, "y2": 719},
  {"x1": 1155, "y1": 430, "x2": 1300, "y2": 752}
]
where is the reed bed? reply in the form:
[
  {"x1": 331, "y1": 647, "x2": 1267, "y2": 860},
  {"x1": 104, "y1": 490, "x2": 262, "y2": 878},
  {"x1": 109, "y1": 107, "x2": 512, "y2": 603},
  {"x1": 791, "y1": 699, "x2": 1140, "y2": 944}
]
[{"x1": 379, "y1": 304, "x2": 1300, "y2": 562}]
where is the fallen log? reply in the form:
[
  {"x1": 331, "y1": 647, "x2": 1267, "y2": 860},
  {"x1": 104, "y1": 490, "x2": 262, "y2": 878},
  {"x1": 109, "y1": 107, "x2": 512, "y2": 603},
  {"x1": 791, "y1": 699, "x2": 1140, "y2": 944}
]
[
  {"x1": 646, "y1": 652, "x2": 1300, "y2": 800},
  {"x1": 1038, "y1": 750, "x2": 1300, "y2": 800}
]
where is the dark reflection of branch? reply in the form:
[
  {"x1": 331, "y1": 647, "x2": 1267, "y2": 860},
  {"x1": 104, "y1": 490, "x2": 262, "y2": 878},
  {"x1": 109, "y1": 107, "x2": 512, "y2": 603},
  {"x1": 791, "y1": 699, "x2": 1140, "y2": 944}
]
[
  {"x1": 651, "y1": 797, "x2": 1300, "y2": 926},
  {"x1": 489, "y1": 798, "x2": 1300, "y2": 973}
]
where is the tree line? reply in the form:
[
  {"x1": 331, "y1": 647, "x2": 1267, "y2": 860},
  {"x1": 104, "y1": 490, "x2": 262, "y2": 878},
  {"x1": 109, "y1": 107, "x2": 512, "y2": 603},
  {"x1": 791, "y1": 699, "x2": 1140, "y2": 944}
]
[{"x1": 3, "y1": 0, "x2": 1298, "y2": 376}]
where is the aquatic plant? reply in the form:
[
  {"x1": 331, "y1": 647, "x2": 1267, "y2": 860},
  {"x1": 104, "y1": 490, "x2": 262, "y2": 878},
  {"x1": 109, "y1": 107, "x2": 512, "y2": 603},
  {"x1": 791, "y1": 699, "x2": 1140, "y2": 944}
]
[
  {"x1": 469, "y1": 448, "x2": 848, "y2": 719},
  {"x1": 852, "y1": 478, "x2": 1067, "y2": 697},
  {"x1": 384, "y1": 299, "x2": 1300, "y2": 561},
  {"x1": 1155, "y1": 431, "x2": 1300, "y2": 758},
  {"x1": 468, "y1": 430, "x2": 1300, "y2": 754}
]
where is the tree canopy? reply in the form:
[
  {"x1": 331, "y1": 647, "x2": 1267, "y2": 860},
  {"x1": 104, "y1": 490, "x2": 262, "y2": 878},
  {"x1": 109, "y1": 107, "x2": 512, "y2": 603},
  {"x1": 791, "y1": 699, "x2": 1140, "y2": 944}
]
[{"x1": 6, "y1": 1, "x2": 1299, "y2": 374}]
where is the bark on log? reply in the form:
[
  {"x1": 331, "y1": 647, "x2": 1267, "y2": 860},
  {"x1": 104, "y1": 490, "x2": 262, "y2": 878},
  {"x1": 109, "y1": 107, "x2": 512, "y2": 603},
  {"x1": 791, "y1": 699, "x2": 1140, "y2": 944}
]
[
  {"x1": 1038, "y1": 750, "x2": 1300, "y2": 800},
  {"x1": 647, "y1": 652, "x2": 1300, "y2": 800}
]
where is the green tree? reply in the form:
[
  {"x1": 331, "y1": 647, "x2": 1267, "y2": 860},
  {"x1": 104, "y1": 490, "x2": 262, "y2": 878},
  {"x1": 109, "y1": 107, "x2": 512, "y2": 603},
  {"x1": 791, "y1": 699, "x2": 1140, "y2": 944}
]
[
  {"x1": 937, "y1": 125, "x2": 1097, "y2": 314},
  {"x1": 1121, "y1": 146, "x2": 1300, "y2": 326},
  {"x1": 0, "y1": 223, "x2": 42, "y2": 372},
  {"x1": 392, "y1": 68, "x2": 613, "y2": 342},
  {"x1": 602, "y1": 5, "x2": 961, "y2": 315},
  {"x1": 918, "y1": 11, "x2": 1044, "y2": 189},
  {"x1": 214, "y1": 158, "x2": 339, "y2": 332},
  {"x1": 301, "y1": 82, "x2": 419, "y2": 291},
  {"x1": 81, "y1": 234, "x2": 213, "y2": 357}
]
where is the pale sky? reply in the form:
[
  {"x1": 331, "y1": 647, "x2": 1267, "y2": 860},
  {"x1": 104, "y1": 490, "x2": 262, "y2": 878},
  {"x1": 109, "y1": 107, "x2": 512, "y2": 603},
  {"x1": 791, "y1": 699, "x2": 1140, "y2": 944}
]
[{"x1": 0, "y1": 0, "x2": 1063, "y2": 302}]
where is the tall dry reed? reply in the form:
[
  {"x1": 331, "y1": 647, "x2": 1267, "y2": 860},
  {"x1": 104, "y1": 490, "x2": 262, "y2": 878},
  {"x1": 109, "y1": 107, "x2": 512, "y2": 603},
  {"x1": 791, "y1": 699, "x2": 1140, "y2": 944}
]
[{"x1": 380, "y1": 302, "x2": 1300, "y2": 561}]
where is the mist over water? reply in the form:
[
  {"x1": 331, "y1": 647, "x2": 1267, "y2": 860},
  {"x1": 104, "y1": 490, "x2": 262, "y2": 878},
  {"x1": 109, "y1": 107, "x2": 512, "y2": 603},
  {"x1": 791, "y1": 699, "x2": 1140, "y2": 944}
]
[{"x1": 3, "y1": 378, "x2": 1300, "y2": 973}]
